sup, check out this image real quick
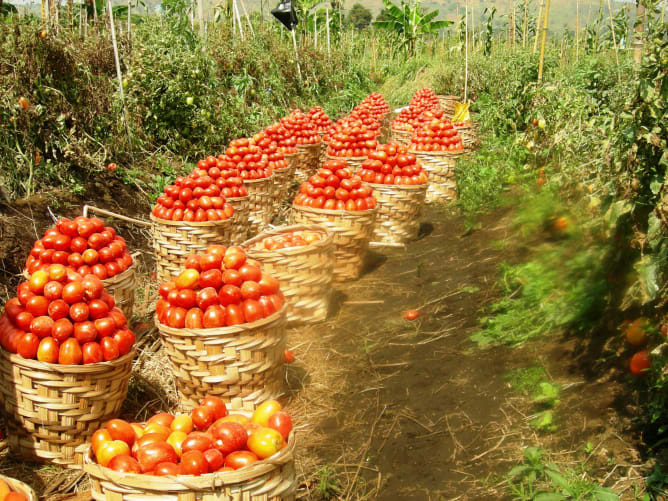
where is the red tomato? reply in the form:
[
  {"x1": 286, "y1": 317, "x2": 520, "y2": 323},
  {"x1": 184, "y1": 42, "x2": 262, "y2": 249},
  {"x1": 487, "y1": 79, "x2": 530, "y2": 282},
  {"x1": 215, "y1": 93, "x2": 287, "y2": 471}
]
[
  {"x1": 107, "y1": 419, "x2": 136, "y2": 446},
  {"x1": 100, "y1": 336, "x2": 120, "y2": 361},
  {"x1": 26, "y1": 295, "x2": 49, "y2": 317},
  {"x1": 58, "y1": 338, "x2": 82, "y2": 365},
  {"x1": 218, "y1": 285, "x2": 242, "y2": 306},
  {"x1": 222, "y1": 269, "x2": 243, "y2": 286},
  {"x1": 191, "y1": 405, "x2": 215, "y2": 430},
  {"x1": 267, "y1": 411, "x2": 292, "y2": 440},
  {"x1": 69, "y1": 302, "x2": 89, "y2": 322},
  {"x1": 36, "y1": 337, "x2": 59, "y2": 363},
  {"x1": 238, "y1": 264, "x2": 262, "y2": 282},
  {"x1": 203, "y1": 448, "x2": 224, "y2": 472},
  {"x1": 185, "y1": 308, "x2": 204, "y2": 329},
  {"x1": 242, "y1": 299, "x2": 263, "y2": 323},
  {"x1": 62, "y1": 282, "x2": 85, "y2": 304},
  {"x1": 240, "y1": 281, "x2": 261, "y2": 301},
  {"x1": 404, "y1": 309, "x2": 420, "y2": 321},
  {"x1": 197, "y1": 287, "x2": 220, "y2": 311},
  {"x1": 202, "y1": 305, "x2": 226, "y2": 328},
  {"x1": 30, "y1": 315, "x2": 54, "y2": 338},
  {"x1": 226, "y1": 304, "x2": 244, "y2": 326},
  {"x1": 210, "y1": 420, "x2": 248, "y2": 455},
  {"x1": 17, "y1": 332, "x2": 40, "y2": 359},
  {"x1": 135, "y1": 441, "x2": 178, "y2": 473},
  {"x1": 630, "y1": 350, "x2": 651, "y2": 375},
  {"x1": 224, "y1": 450, "x2": 258, "y2": 470},
  {"x1": 200, "y1": 396, "x2": 228, "y2": 420},
  {"x1": 88, "y1": 299, "x2": 110, "y2": 319},
  {"x1": 154, "y1": 461, "x2": 181, "y2": 476},
  {"x1": 199, "y1": 269, "x2": 223, "y2": 290},
  {"x1": 181, "y1": 450, "x2": 209, "y2": 475},
  {"x1": 114, "y1": 329, "x2": 135, "y2": 355},
  {"x1": 181, "y1": 432, "x2": 213, "y2": 453},
  {"x1": 108, "y1": 454, "x2": 142, "y2": 473},
  {"x1": 82, "y1": 342, "x2": 103, "y2": 364},
  {"x1": 73, "y1": 321, "x2": 97, "y2": 344},
  {"x1": 284, "y1": 349, "x2": 295, "y2": 364},
  {"x1": 96, "y1": 440, "x2": 131, "y2": 468},
  {"x1": 51, "y1": 317, "x2": 73, "y2": 341}
]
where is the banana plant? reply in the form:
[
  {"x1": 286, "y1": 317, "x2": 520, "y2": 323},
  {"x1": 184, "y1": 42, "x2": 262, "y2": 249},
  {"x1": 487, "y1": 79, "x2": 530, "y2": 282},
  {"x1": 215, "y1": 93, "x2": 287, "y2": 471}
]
[{"x1": 372, "y1": 0, "x2": 452, "y2": 56}]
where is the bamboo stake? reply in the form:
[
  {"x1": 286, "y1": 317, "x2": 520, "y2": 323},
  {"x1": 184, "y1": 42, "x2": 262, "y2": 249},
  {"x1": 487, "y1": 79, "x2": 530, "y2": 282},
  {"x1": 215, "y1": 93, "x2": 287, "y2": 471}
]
[
  {"x1": 127, "y1": 0, "x2": 131, "y2": 41},
  {"x1": 512, "y1": 0, "x2": 516, "y2": 46},
  {"x1": 575, "y1": 0, "x2": 579, "y2": 61},
  {"x1": 326, "y1": 6, "x2": 330, "y2": 56},
  {"x1": 594, "y1": 0, "x2": 602, "y2": 52},
  {"x1": 606, "y1": 0, "x2": 620, "y2": 81},
  {"x1": 291, "y1": 28, "x2": 303, "y2": 82},
  {"x1": 239, "y1": 0, "x2": 253, "y2": 36},
  {"x1": 107, "y1": 0, "x2": 130, "y2": 143},
  {"x1": 314, "y1": 9, "x2": 317, "y2": 48},
  {"x1": 522, "y1": 0, "x2": 528, "y2": 46},
  {"x1": 633, "y1": 2, "x2": 646, "y2": 64},
  {"x1": 464, "y1": 0, "x2": 469, "y2": 101},
  {"x1": 533, "y1": 0, "x2": 544, "y2": 52},
  {"x1": 470, "y1": 3, "x2": 475, "y2": 49},
  {"x1": 234, "y1": 0, "x2": 244, "y2": 40},
  {"x1": 197, "y1": 0, "x2": 204, "y2": 37},
  {"x1": 537, "y1": 0, "x2": 550, "y2": 83}
]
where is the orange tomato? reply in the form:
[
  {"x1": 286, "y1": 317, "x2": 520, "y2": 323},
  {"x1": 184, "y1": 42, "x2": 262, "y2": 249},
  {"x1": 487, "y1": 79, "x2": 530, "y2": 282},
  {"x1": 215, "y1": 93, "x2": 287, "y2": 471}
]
[
  {"x1": 166, "y1": 431, "x2": 188, "y2": 457},
  {"x1": 624, "y1": 318, "x2": 650, "y2": 346},
  {"x1": 218, "y1": 414, "x2": 250, "y2": 426},
  {"x1": 142, "y1": 423, "x2": 172, "y2": 440},
  {"x1": 404, "y1": 309, "x2": 420, "y2": 321},
  {"x1": 251, "y1": 400, "x2": 282, "y2": 427},
  {"x1": 247, "y1": 427, "x2": 284, "y2": 459},
  {"x1": 96, "y1": 439, "x2": 131, "y2": 467},
  {"x1": 175, "y1": 269, "x2": 199, "y2": 290},
  {"x1": 0, "y1": 478, "x2": 10, "y2": 500},
  {"x1": 91, "y1": 429, "x2": 113, "y2": 454},
  {"x1": 170, "y1": 414, "x2": 193, "y2": 434}
]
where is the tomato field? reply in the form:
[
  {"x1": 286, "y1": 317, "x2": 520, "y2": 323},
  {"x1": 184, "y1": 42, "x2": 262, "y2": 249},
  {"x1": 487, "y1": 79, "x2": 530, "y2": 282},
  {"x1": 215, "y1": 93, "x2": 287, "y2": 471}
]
[{"x1": 0, "y1": 0, "x2": 667, "y2": 499}]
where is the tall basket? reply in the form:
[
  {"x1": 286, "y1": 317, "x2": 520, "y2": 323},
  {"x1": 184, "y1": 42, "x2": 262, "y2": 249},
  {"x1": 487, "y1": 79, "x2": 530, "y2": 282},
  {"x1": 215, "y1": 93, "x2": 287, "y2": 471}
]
[
  {"x1": 368, "y1": 182, "x2": 428, "y2": 245},
  {"x1": 391, "y1": 128, "x2": 412, "y2": 147},
  {"x1": 325, "y1": 154, "x2": 367, "y2": 174},
  {"x1": 227, "y1": 196, "x2": 251, "y2": 245},
  {"x1": 0, "y1": 474, "x2": 38, "y2": 501},
  {"x1": 272, "y1": 166, "x2": 296, "y2": 216},
  {"x1": 295, "y1": 143, "x2": 322, "y2": 182},
  {"x1": 0, "y1": 349, "x2": 134, "y2": 468},
  {"x1": 437, "y1": 95, "x2": 461, "y2": 119},
  {"x1": 410, "y1": 150, "x2": 463, "y2": 204},
  {"x1": 244, "y1": 175, "x2": 277, "y2": 235},
  {"x1": 84, "y1": 431, "x2": 296, "y2": 501},
  {"x1": 156, "y1": 306, "x2": 287, "y2": 412},
  {"x1": 454, "y1": 122, "x2": 479, "y2": 152},
  {"x1": 243, "y1": 225, "x2": 334, "y2": 325},
  {"x1": 150, "y1": 215, "x2": 235, "y2": 283},
  {"x1": 291, "y1": 205, "x2": 377, "y2": 282}
]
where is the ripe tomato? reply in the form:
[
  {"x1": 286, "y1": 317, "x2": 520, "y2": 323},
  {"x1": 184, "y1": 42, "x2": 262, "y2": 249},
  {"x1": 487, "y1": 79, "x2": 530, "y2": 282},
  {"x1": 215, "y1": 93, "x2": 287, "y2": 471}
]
[
  {"x1": 17, "y1": 332, "x2": 40, "y2": 359},
  {"x1": 240, "y1": 281, "x2": 261, "y2": 301},
  {"x1": 258, "y1": 274, "x2": 280, "y2": 295},
  {"x1": 107, "y1": 419, "x2": 137, "y2": 446},
  {"x1": 175, "y1": 269, "x2": 200, "y2": 290},
  {"x1": 210, "y1": 420, "x2": 247, "y2": 455},
  {"x1": 113, "y1": 328, "x2": 135, "y2": 355},
  {"x1": 404, "y1": 309, "x2": 420, "y2": 321},
  {"x1": 58, "y1": 338, "x2": 83, "y2": 365},
  {"x1": 26, "y1": 295, "x2": 49, "y2": 317},
  {"x1": 225, "y1": 304, "x2": 244, "y2": 326},
  {"x1": 135, "y1": 441, "x2": 177, "y2": 473},
  {"x1": 223, "y1": 248, "x2": 246, "y2": 270},
  {"x1": 181, "y1": 432, "x2": 213, "y2": 453},
  {"x1": 202, "y1": 305, "x2": 226, "y2": 328},
  {"x1": 184, "y1": 308, "x2": 203, "y2": 329},
  {"x1": 624, "y1": 318, "x2": 649, "y2": 346},
  {"x1": 166, "y1": 431, "x2": 187, "y2": 457},
  {"x1": 203, "y1": 448, "x2": 224, "y2": 472},
  {"x1": 171, "y1": 414, "x2": 193, "y2": 434},
  {"x1": 630, "y1": 350, "x2": 651, "y2": 375},
  {"x1": 247, "y1": 427, "x2": 284, "y2": 459},
  {"x1": 192, "y1": 405, "x2": 215, "y2": 430},
  {"x1": 30, "y1": 315, "x2": 54, "y2": 338},
  {"x1": 69, "y1": 302, "x2": 90, "y2": 322},
  {"x1": 242, "y1": 299, "x2": 263, "y2": 323},
  {"x1": 154, "y1": 461, "x2": 181, "y2": 476},
  {"x1": 82, "y1": 341, "x2": 103, "y2": 364},
  {"x1": 284, "y1": 349, "x2": 294, "y2": 364},
  {"x1": 201, "y1": 396, "x2": 227, "y2": 420},
  {"x1": 91, "y1": 429, "x2": 113, "y2": 454},
  {"x1": 36, "y1": 337, "x2": 59, "y2": 363},
  {"x1": 251, "y1": 400, "x2": 282, "y2": 427},
  {"x1": 218, "y1": 285, "x2": 242, "y2": 306},
  {"x1": 181, "y1": 450, "x2": 209, "y2": 475},
  {"x1": 96, "y1": 440, "x2": 131, "y2": 467},
  {"x1": 108, "y1": 454, "x2": 141, "y2": 473},
  {"x1": 199, "y1": 269, "x2": 223, "y2": 290},
  {"x1": 197, "y1": 287, "x2": 220, "y2": 311},
  {"x1": 224, "y1": 450, "x2": 258, "y2": 470},
  {"x1": 267, "y1": 411, "x2": 293, "y2": 440},
  {"x1": 147, "y1": 412, "x2": 175, "y2": 428}
]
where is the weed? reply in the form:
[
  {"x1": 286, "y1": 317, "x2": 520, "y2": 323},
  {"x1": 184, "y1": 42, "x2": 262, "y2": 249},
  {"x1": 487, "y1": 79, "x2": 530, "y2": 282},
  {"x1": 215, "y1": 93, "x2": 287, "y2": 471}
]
[
  {"x1": 506, "y1": 367, "x2": 561, "y2": 432},
  {"x1": 315, "y1": 465, "x2": 341, "y2": 499}
]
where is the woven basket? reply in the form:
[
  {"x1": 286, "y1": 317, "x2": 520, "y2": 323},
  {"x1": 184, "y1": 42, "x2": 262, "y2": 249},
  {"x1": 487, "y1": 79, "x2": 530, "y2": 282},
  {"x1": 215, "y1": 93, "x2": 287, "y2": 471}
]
[
  {"x1": 290, "y1": 205, "x2": 377, "y2": 282},
  {"x1": 242, "y1": 225, "x2": 334, "y2": 325},
  {"x1": 227, "y1": 196, "x2": 251, "y2": 245},
  {"x1": 272, "y1": 166, "x2": 296, "y2": 215},
  {"x1": 0, "y1": 349, "x2": 134, "y2": 468},
  {"x1": 368, "y1": 182, "x2": 428, "y2": 245},
  {"x1": 156, "y1": 306, "x2": 287, "y2": 412},
  {"x1": 150, "y1": 215, "x2": 235, "y2": 283},
  {"x1": 437, "y1": 95, "x2": 461, "y2": 118},
  {"x1": 454, "y1": 122, "x2": 480, "y2": 151},
  {"x1": 325, "y1": 154, "x2": 367, "y2": 174},
  {"x1": 391, "y1": 128, "x2": 412, "y2": 147},
  {"x1": 244, "y1": 175, "x2": 277, "y2": 236},
  {"x1": 84, "y1": 430, "x2": 296, "y2": 501},
  {"x1": 295, "y1": 143, "x2": 321, "y2": 182},
  {"x1": 0, "y1": 474, "x2": 38, "y2": 501},
  {"x1": 410, "y1": 150, "x2": 463, "y2": 204}
]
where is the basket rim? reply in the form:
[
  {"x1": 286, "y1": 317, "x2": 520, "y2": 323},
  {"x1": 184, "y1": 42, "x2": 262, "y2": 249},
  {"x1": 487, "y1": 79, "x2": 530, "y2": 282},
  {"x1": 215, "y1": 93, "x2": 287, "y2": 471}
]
[
  {"x1": 436, "y1": 94, "x2": 462, "y2": 100},
  {"x1": 83, "y1": 430, "x2": 296, "y2": 491},
  {"x1": 324, "y1": 154, "x2": 368, "y2": 161},
  {"x1": 291, "y1": 204, "x2": 377, "y2": 217},
  {"x1": 0, "y1": 348, "x2": 135, "y2": 374},
  {"x1": 156, "y1": 304, "x2": 286, "y2": 338},
  {"x1": 296, "y1": 140, "x2": 322, "y2": 147},
  {"x1": 283, "y1": 151, "x2": 299, "y2": 158},
  {"x1": 241, "y1": 224, "x2": 333, "y2": 257},
  {"x1": 408, "y1": 149, "x2": 465, "y2": 157},
  {"x1": 0, "y1": 473, "x2": 38, "y2": 501},
  {"x1": 368, "y1": 181, "x2": 428, "y2": 192},
  {"x1": 390, "y1": 127, "x2": 412, "y2": 134},
  {"x1": 150, "y1": 214, "x2": 235, "y2": 228}
]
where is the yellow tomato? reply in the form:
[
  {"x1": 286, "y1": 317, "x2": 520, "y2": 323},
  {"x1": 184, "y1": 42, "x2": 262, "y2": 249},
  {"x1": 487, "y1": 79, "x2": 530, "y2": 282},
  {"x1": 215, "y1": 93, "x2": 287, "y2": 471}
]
[
  {"x1": 251, "y1": 400, "x2": 282, "y2": 427},
  {"x1": 175, "y1": 269, "x2": 199, "y2": 290},
  {"x1": 143, "y1": 423, "x2": 171, "y2": 440},
  {"x1": 0, "y1": 478, "x2": 10, "y2": 500},
  {"x1": 219, "y1": 414, "x2": 250, "y2": 426},
  {"x1": 91, "y1": 429, "x2": 113, "y2": 455},
  {"x1": 625, "y1": 317, "x2": 650, "y2": 346},
  {"x1": 247, "y1": 427, "x2": 284, "y2": 459},
  {"x1": 166, "y1": 431, "x2": 188, "y2": 457},
  {"x1": 96, "y1": 440, "x2": 130, "y2": 467},
  {"x1": 130, "y1": 423, "x2": 145, "y2": 441},
  {"x1": 170, "y1": 414, "x2": 193, "y2": 434}
]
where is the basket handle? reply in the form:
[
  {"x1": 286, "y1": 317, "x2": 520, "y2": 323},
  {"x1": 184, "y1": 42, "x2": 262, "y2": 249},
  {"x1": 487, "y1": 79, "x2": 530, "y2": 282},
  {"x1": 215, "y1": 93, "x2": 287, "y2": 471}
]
[{"x1": 83, "y1": 205, "x2": 152, "y2": 227}]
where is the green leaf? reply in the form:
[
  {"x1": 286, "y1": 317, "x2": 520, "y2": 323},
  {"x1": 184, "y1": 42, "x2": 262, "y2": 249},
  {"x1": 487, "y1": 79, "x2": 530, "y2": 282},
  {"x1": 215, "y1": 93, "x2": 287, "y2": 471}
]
[
  {"x1": 635, "y1": 255, "x2": 660, "y2": 303},
  {"x1": 544, "y1": 469, "x2": 570, "y2": 489},
  {"x1": 592, "y1": 488, "x2": 620, "y2": 501},
  {"x1": 507, "y1": 465, "x2": 531, "y2": 478},
  {"x1": 523, "y1": 446, "x2": 543, "y2": 463},
  {"x1": 650, "y1": 179, "x2": 663, "y2": 195},
  {"x1": 534, "y1": 493, "x2": 567, "y2": 501}
]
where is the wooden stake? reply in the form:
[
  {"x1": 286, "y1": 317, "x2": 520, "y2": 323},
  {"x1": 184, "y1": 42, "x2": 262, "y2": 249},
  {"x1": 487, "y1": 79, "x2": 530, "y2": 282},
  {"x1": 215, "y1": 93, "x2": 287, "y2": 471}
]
[
  {"x1": 533, "y1": 0, "x2": 543, "y2": 53},
  {"x1": 606, "y1": 0, "x2": 620, "y2": 80},
  {"x1": 127, "y1": 0, "x2": 131, "y2": 41},
  {"x1": 239, "y1": 0, "x2": 253, "y2": 36},
  {"x1": 522, "y1": 0, "x2": 528, "y2": 46},
  {"x1": 537, "y1": 0, "x2": 550, "y2": 83},
  {"x1": 326, "y1": 6, "x2": 330, "y2": 56},
  {"x1": 197, "y1": 0, "x2": 204, "y2": 38},
  {"x1": 107, "y1": 0, "x2": 130, "y2": 142},
  {"x1": 575, "y1": 0, "x2": 579, "y2": 60},
  {"x1": 465, "y1": 0, "x2": 469, "y2": 100},
  {"x1": 234, "y1": 0, "x2": 243, "y2": 40},
  {"x1": 594, "y1": 0, "x2": 602, "y2": 52},
  {"x1": 314, "y1": 9, "x2": 317, "y2": 48},
  {"x1": 633, "y1": 2, "x2": 646, "y2": 64},
  {"x1": 291, "y1": 29, "x2": 302, "y2": 82}
]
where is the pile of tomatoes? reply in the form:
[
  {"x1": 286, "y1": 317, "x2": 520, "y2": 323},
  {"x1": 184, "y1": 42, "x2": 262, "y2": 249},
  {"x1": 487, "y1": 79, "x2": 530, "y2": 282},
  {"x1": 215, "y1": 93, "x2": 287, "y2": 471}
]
[
  {"x1": 224, "y1": 138, "x2": 273, "y2": 180},
  {"x1": 392, "y1": 87, "x2": 440, "y2": 132},
  {"x1": 256, "y1": 231, "x2": 323, "y2": 251},
  {"x1": 263, "y1": 123, "x2": 299, "y2": 154},
  {"x1": 90, "y1": 397, "x2": 292, "y2": 475},
  {"x1": 193, "y1": 157, "x2": 249, "y2": 199},
  {"x1": 0, "y1": 268, "x2": 135, "y2": 364},
  {"x1": 251, "y1": 132, "x2": 289, "y2": 171},
  {"x1": 356, "y1": 93, "x2": 390, "y2": 119},
  {"x1": 25, "y1": 217, "x2": 133, "y2": 280},
  {"x1": 409, "y1": 112, "x2": 464, "y2": 153},
  {"x1": 0, "y1": 479, "x2": 29, "y2": 501},
  {"x1": 280, "y1": 110, "x2": 321, "y2": 145},
  {"x1": 153, "y1": 168, "x2": 236, "y2": 222},
  {"x1": 156, "y1": 245, "x2": 284, "y2": 329},
  {"x1": 359, "y1": 142, "x2": 428, "y2": 186},
  {"x1": 410, "y1": 87, "x2": 439, "y2": 110},
  {"x1": 293, "y1": 160, "x2": 377, "y2": 211},
  {"x1": 325, "y1": 119, "x2": 378, "y2": 158},
  {"x1": 308, "y1": 106, "x2": 333, "y2": 134}
]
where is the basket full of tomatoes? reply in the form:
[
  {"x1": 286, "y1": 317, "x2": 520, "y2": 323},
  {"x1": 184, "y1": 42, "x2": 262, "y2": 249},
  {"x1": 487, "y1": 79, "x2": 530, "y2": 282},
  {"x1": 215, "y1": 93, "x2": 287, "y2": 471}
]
[
  {"x1": 155, "y1": 246, "x2": 287, "y2": 411},
  {"x1": 291, "y1": 160, "x2": 377, "y2": 282},
  {"x1": 453, "y1": 120, "x2": 480, "y2": 152},
  {"x1": 242, "y1": 225, "x2": 334, "y2": 325},
  {"x1": 0, "y1": 474, "x2": 37, "y2": 501},
  {"x1": 281, "y1": 110, "x2": 322, "y2": 182},
  {"x1": 25, "y1": 216, "x2": 137, "y2": 319},
  {"x1": 360, "y1": 143, "x2": 429, "y2": 245},
  {"x1": 0, "y1": 270, "x2": 135, "y2": 467},
  {"x1": 84, "y1": 398, "x2": 297, "y2": 501}
]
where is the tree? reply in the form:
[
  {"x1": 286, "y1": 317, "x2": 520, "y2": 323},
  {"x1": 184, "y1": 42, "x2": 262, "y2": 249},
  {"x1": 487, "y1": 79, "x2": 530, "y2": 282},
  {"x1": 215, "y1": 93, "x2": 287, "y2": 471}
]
[
  {"x1": 373, "y1": 0, "x2": 452, "y2": 56},
  {"x1": 376, "y1": 8, "x2": 392, "y2": 22},
  {"x1": 347, "y1": 3, "x2": 372, "y2": 30}
]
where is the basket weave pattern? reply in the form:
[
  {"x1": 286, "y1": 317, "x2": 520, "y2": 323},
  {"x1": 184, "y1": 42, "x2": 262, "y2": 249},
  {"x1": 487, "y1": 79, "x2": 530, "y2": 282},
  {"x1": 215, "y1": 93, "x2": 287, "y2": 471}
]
[
  {"x1": 101, "y1": 264, "x2": 136, "y2": 320},
  {"x1": 242, "y1": 225, "x2": 334, "y2": 325},
  {"x1": 437, "y1": 95, "x2": 460, "y2": 118},
  {"x1": 295, "y1": 143, "x2": 321, "y2": 182},
  {"x1": 368, "y1": 183, "x2": 427, "y2": 244},
  {"x1": 150, "y1": 215, "x2": 234, "y2": 283},
  {"x1": 245, "y1": 175, "x2": 277, "y2": 235},
  {"x1": 391, "y1": 128, "x2": 412, "y2": 146},
  {"x1": 227, "y1": 196, "x2": 251, "y2": 245},
  {"x1": 84, "y1": 432, "x2": 296, "y2": 501},
  {"x1": 0, "y1": 349, "x2": 134, "y2": 467},
  {"x1": 291, "y1": 205, "x2": 376, "y2": 282},
  {"x1": 156, "y1": 307, "x2": 287, "y2": 412},
  {"x1": 272, "y1": 166, "x2": 296, "y2": 216},
  {"x1": 411, "y1": 150, "x2": 462, "y2": 204},
  {"x1": 0, "y1": 474, "x2": 38, "y2": 501},
  {"x1": 454, "y1": 123, "x2": 479, "y2": 151}
]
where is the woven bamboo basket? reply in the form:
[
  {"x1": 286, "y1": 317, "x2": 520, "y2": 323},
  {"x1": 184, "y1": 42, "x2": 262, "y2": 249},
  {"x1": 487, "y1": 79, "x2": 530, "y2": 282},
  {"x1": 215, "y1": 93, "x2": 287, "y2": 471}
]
[
  {"x1": 244, "y1": 175, "x2": 277, "y2": 235},
  {"x1": 84, "y1": 430, "x2": 296, "y2": 501},
  {"x1": 150, "y1": 215, "x2": 235, "y2": 283},
  {"x1": 454, "y1": 122, "x2": 480, "y2": 151},
  {"x1": 156, "y1": 306, "x2": 287, "y2": 412},
  {"x1": 0, "y1": 349, "x2": 134, "y2": 468},
  {"x1": 272, "y1": 166, "x2": 296, "y2": 214},
  {"x1": 318, "y1": 138, "x2": 328, "y2": 168},
  {"x1": 437, "y1": 95, "x2": 461, "y2": 118},
  {"x1": 410, "y1": 150, "x2": 463, "y2": 204},
  {"x1": 290, "y1": 205, "x2": 377, "y2": 282},
  {"x1": 368, "y1": 182, "x2": 428, "y2": 245},
  {"x1": 0, "y1": 474, "x2": 38, "y2": 501},
  {"x1": 325, "y1": 154, "x2": 367, "y2": 174},
  {"x1": 391, "y1": 128, "x2": 412, "y2": 147},
  {"x1": 242, "y1": 225, "x2": 334, "y2": 325},
  {"x1": 227, "y1": 196, "x2": 251, "y2": 245},
  {"x1": 295, "y1": 143, "x2": 321, "y2": 182}
]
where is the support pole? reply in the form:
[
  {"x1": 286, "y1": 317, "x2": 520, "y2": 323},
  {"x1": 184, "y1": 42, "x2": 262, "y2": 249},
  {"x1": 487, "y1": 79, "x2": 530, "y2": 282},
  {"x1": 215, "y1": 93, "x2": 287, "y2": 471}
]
[
  {"x1": 314, "y1": 9, "x2": 317, "y2": 48},
  {"x1": 533, "y1": 0, "x2": 544, "y2": 53},
  {"x1": 291, "y1": 28, "x2": 303, "y2": 82},
  {"x1": 576, "y1": 0, "x2": 579, "y2": 61},
  {"x1": 239, "y1": 0, "x2": 253, "y2": 36},
  {"x1": 197, "y1": 0, "x2": 204, "y2": 38},
  {"x1": 326, "y1": 6, "x2": 330, "y2": 56},
  {"x1": 606, "y1": 0, "x2": 620, "y2": 80},
  {"x1": 465, "y1": 0, "x2": 469, "y2": 101},
  {"x1": 633, "y1": 2, "x2": 646, "y2": 64},
  {"x1": 107, "y1": 0, "x2": 130, "y2": 142},
  {"x1": 522, "y1": 0, "x2": 528, "y2": 47},
  {"x1": 234, "y1": 0, "x2": 244, "y2": 40},
  {"x1": 537, "y1": 0, "x2": 550, "y2": 84}
]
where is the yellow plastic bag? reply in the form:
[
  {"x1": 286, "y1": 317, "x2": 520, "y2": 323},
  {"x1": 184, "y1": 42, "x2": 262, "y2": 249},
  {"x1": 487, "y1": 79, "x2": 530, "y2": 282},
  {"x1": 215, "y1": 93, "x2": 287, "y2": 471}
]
[{"x1": 452, "y1": 102, "x2": 470, "y2": 123}]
